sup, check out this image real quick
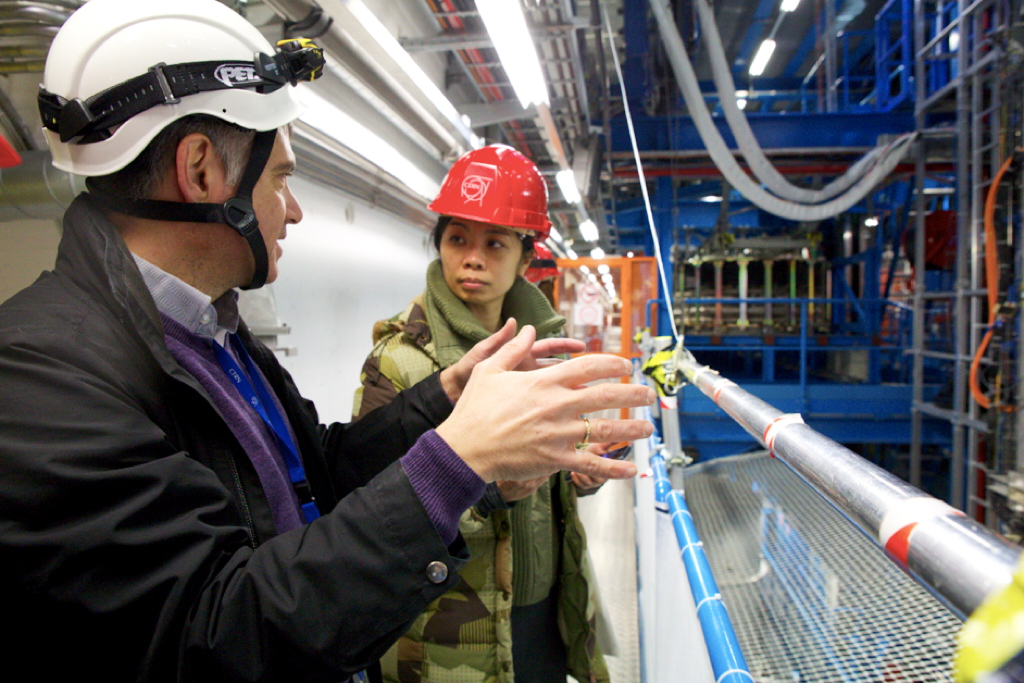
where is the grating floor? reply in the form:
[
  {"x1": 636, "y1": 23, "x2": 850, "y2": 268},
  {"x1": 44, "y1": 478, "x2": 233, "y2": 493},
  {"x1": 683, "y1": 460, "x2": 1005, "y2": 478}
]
[{"x1": 683, "y1": 452, "x2": 962, "y2": 683}]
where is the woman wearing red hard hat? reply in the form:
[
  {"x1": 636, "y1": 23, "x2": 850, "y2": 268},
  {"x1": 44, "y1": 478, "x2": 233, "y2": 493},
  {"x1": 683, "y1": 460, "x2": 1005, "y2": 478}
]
[{"x1": 353, "y1": 144, "x2": 610, "y2": 683}]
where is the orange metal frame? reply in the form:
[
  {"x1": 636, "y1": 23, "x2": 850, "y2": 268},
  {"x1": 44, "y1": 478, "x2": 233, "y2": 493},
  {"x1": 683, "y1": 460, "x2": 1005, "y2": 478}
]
[{"x1": 554, "y1": 256, "x2": 659, "y2": 360}]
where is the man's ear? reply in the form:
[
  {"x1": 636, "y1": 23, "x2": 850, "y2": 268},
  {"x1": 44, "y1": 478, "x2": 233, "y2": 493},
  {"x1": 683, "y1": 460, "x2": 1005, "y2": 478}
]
[{"x1": 175, "y1": 133, "x2": 228, "y2": 203}]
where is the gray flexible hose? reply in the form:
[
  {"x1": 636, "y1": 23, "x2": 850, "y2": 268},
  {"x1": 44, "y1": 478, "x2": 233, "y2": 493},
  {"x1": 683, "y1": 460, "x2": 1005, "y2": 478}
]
[
  {"x1": 650, "y1": 0, "x2": 915, "y2": 221},
  {"x1": 693, "y1": 0, "x2": 908, "y2": 203}
]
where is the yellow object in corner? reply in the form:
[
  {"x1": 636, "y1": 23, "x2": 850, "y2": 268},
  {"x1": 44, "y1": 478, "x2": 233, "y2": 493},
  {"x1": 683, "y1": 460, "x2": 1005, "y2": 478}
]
[{"x1": 956, "y1": 552, "x2": 1024, "y2": 681}]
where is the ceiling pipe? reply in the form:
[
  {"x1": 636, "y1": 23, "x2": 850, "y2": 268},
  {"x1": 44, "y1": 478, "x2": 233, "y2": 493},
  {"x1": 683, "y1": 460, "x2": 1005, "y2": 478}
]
[
  {"x1": 0, "y1": 0, "x2": 78, "y2": 74},
  {"x1": 263, "y1": 0, "x2": 471, "y2": 158},
  {"x1": 0, "y1": 6, "x2": 73, "y2": 24}
]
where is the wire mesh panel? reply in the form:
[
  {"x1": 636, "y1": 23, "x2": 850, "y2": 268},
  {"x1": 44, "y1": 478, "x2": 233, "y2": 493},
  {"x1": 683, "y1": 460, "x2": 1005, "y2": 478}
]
[{"x1": 683, "y1": 452, "x2": 961, "y2": 682}]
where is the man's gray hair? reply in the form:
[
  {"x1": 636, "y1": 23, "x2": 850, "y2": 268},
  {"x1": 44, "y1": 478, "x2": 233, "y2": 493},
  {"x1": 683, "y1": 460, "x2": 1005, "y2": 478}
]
[{"x1": 86, "y1": 115, "x2": 256, "y2": 200}]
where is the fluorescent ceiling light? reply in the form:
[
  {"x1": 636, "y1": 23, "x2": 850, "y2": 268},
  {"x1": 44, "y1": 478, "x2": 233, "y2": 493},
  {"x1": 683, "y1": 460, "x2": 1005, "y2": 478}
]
[
  {"x1": 626, "y1": 251, "x2": 634, "y2": 258},
  {"x1": 865, "y1": 216, "x2": 880, "y2": 227},
  {"x1": 579, "y1": 219, "x2": 599, "y2": 242},
  {"x1": 556, "y1": 170, "x2": 581, "y2": 204},
  {"x1": 590, "y1": 247, "x2": 606, "y2": 259},
  {"x1": 749, "y1": 39, "x2": 776, "y2": 77},
  {"x1": 736, "y1": 98, "x2": 748, "y2": 110},
  {"x1": 780, "y1": 0, "x2": 800, "y2": 11},
  {"x1": 700, "y1": 195, "x2": 723, "y2": 203},
  {"x1": 580, "y1": 265, "x2": 590, "y2": 274},
  {"x1": 299, "y1": 89, "x2": 441, "y2": 200},
  {"x1": 567, "y1": 248, "x2": 579, "y2": 260},
  {"x1": 476, "y1": 0, "x2": 549, "y2": 108},
  {"x1": 548, "y1": 227, "x2": 562, "y2": 242},
  {"x1": 344, "y1": 0, "x2": 476, "y2": 146}
]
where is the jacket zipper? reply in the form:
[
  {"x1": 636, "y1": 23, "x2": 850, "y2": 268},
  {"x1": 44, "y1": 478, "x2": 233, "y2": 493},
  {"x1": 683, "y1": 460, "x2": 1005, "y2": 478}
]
[{"x1": 228, "y1": 455, "x2": 258, "y2": 548}]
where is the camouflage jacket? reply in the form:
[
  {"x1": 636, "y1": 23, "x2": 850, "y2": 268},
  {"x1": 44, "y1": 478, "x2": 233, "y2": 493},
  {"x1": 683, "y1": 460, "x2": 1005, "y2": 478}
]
[{"x1": 353, "y1": 262, "x2": 608, "y2": 683}]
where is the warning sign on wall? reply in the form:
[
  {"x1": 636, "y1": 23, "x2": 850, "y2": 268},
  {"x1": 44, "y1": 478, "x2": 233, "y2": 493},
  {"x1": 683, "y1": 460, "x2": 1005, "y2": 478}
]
[
  {"x1": 573, "y1": 302, "x2": 603, "y2": 326},
  {"x1": 578, "y1": 283, "x2": 601, "y2": 304}
]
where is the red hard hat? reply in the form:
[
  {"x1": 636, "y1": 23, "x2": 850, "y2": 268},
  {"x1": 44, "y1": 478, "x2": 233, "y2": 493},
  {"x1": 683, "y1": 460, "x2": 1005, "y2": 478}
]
[
  {"x1": 429, "y1": 144, "x2": 551, "y2": 239},
  {"x1": 525, "y1": 242, "x2": 560, "y2": 284}
]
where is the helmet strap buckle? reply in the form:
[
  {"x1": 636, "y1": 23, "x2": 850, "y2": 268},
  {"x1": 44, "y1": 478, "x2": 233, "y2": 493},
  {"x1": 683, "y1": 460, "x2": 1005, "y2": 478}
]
[
  {"x1": 223, "y1": 197, "x2": 258, "y2": 237},
  {"x1": 148, "y1": 63, "x2": 180, "y2": 105}
]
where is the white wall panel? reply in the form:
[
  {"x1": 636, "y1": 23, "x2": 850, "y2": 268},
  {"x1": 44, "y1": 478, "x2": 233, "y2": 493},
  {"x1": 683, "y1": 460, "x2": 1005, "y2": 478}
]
[
  {"x1": 272, "y1": 176, "x2": 434, "y2": 423},
  {"x1": 0, "y1": 219, "x2": 60, "y2": 304}
]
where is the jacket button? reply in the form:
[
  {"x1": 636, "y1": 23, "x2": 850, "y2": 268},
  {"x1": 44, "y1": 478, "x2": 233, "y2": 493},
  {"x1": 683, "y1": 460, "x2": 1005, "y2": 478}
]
[{"x1": 426, "y1": 561, "x2": 448, "y2": 584}]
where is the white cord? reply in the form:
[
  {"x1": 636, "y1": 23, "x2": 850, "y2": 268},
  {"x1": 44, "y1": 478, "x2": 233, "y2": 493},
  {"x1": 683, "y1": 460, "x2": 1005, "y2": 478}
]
[{"x1": 603, "y1": 6, "x2": 679, "y2": 341}]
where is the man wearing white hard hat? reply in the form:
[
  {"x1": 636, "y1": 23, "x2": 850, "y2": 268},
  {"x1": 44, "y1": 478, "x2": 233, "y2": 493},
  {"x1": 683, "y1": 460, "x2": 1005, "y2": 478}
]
[{"x1": 0, "y1": 0, "x2": 653, "y2": 681}]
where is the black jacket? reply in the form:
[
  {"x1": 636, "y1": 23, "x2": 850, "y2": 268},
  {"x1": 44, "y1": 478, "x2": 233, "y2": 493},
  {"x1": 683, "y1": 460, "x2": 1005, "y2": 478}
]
[{"x1": 0, "y1": 195, "x2": 468, "y2": 682}]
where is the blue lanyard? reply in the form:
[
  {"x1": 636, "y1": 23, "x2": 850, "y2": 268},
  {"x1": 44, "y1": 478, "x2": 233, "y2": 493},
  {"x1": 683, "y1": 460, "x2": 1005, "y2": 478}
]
[{"x1": 212, "y1": 334, "x2": 320, "y2": 523}]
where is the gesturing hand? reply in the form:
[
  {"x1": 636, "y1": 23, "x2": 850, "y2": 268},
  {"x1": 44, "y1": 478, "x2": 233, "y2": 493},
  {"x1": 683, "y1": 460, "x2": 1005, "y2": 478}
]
[
  {"x1": 436, "y1": 325, "x2": 655, "y2": 483},
  {"x1": 439, "y1": 318, "x2": 586, "y2": 403}
]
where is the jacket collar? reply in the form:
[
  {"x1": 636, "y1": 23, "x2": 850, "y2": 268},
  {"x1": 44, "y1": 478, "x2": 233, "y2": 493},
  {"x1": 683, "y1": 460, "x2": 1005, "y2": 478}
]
[{"x1": 57, "y1": 194, "x2": 204, "y2": 384}]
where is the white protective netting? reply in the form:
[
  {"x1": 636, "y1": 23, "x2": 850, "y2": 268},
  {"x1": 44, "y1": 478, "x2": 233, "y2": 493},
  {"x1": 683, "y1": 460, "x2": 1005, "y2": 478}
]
[{"x1": 682, "y1": 452, "x2": 962, "y2": 682}]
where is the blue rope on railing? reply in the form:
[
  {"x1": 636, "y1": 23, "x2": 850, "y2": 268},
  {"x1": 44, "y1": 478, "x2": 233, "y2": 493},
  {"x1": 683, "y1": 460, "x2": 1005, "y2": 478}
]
[{"x1": 650, "y1": 451, "x2": 753, "y2": 683}]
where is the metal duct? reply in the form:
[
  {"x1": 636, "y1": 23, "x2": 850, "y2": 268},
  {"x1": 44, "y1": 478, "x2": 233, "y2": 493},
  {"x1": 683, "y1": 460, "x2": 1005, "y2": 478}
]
[
  {"x1": 291, "y1": 122, "x2": 434, "y2": 230},
  {"x1": 0, "y1": 1, "x2": 84, "y2": 72},
  {"x1": 0, "y1": 150, "x2": 85, "y2": 222},
  {"x1": 0, "y1": 142, "x2": 433, "y2": 230},
  {"x1": 263, "y1": 0, "x2": 471, "y2": 157}
]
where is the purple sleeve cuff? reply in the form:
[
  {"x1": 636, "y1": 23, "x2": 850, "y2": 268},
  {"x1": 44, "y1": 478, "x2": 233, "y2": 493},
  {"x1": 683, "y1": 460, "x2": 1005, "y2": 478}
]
[{"x1": 401, "y1": 430, "x2": 486, "y2": 545}]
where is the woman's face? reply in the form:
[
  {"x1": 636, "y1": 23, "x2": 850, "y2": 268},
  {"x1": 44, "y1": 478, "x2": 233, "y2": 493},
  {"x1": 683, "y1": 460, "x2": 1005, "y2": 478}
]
[{"x1": 439, "y1": 218, "x2": 530, "y2": 311}]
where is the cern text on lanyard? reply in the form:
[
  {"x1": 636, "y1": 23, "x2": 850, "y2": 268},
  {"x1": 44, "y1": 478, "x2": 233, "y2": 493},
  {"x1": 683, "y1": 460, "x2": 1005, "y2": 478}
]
[{"x1": 212, "y1": 335, "x2": 320, "y2": 523}]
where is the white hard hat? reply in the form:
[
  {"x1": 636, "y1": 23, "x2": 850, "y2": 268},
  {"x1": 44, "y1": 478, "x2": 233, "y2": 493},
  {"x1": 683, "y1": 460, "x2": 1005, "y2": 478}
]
[{"x1": 40, "y1": 0, "x2": 309, "y2": 176}]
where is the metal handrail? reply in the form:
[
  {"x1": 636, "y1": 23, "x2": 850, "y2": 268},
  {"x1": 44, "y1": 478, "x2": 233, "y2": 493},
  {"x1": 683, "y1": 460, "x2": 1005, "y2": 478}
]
[{"x1": 675, "y1": 351, "x2": 1021, "y2": 618}]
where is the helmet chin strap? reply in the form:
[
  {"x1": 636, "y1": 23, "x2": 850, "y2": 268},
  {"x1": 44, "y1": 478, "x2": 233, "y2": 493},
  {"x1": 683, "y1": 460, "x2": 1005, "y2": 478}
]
[{"x1": 88, "y1": 129, "x2": 278, "y2": 290}]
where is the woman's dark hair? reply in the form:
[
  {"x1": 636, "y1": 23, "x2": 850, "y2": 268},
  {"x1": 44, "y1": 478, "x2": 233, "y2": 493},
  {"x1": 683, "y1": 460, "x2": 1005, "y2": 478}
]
[{"x1": 430, "y1": 216, "x2": 535, "y2": 260}]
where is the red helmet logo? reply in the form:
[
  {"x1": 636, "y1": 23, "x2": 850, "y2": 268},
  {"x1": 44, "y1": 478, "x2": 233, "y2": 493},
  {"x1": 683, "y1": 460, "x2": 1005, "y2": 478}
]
[{"x1": 461, "y1": 175, "x2": 492, "y2": 204}]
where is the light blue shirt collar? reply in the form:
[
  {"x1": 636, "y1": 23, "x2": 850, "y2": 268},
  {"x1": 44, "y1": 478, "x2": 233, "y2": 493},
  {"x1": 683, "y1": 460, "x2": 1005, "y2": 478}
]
[{"x1": 133, "y1": 254, "x2": 239, "y2": 339}]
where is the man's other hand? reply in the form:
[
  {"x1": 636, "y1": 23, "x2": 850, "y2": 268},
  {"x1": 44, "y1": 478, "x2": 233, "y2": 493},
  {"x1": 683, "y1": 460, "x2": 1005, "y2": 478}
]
[{"x1": 436, "y1": 325, "x2": 655, "y2": 483}]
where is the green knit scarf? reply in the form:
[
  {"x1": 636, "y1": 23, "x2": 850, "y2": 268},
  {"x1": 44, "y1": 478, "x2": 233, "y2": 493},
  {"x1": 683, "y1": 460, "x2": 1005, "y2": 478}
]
[{"x1": 423, "y1": 259, "x2": 566, "y2": 368}]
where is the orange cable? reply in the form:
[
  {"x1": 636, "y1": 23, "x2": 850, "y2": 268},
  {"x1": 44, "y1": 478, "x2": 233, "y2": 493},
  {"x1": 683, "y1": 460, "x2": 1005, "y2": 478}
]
[{"x1": 969, "y1": 152, "x2": 1017, "y2": 410}]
